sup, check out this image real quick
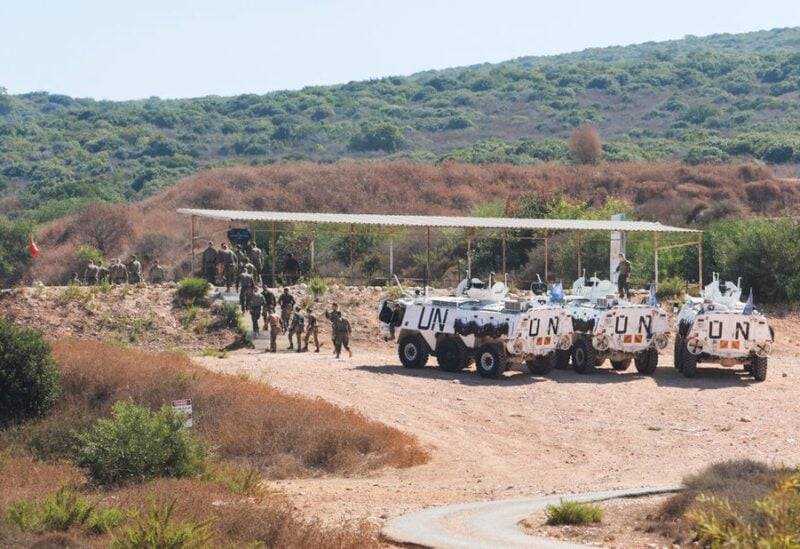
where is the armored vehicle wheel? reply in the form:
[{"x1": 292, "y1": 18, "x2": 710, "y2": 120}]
[
  {"x1": 475, "y1": 344, "x2": 507, "y2": 378},
  {"x1": 398, "y1": 334, "x2": 429, "y2": 369},
  {"x1": 680, "y1": 340, "x2": 697, "y2": 378},
  {"x1": 436, "y1": 337, "x2": 468, "y2": 372},
  {"x1": 610, "y1": 358, "x2": 631, "y2": 371},
  {"x1": 571, "y1": 337, "x2": 596, "y2": 374},
  {"x1": 634, "y1": 348, "x2": 659, "y2": 375},
  {"x1": 673, "y1": 334, "x2": 683, "y2": 370},
  {"x1": 751, "y1": 355, "x2": 768, "y2": 382},
  {"x1": 555, "y1": 349, "x2": 571, "y2": 369},
  {"x1": 527, "y1": 352, "x2": 556, "y2": 375},
  {"x1": 595, "y1": 357, "x2": 606, "y2": 367}
]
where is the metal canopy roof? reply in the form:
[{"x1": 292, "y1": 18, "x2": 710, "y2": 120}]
[{"x1": 176, "y1": 208, "x2": 700, "y2": 234}]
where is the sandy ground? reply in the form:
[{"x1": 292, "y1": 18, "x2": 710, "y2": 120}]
[{"x1": 197, "y1": 320, "x2": 800, "y2": 535}]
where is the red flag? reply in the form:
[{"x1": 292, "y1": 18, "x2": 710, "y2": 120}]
[{"x1": 29, "y1": 238, "x2": 39, "y2": 257}]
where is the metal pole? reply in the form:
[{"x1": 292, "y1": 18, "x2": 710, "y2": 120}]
[
  {"x1": 654, "y1": 233, "x2": 659, "y2": 290},
  {"x1": 310, "y1": 225, "x2": 316, "y2": 275},
  {"x1": 502, "y1": 229, "x2": 507, "y2": 274},
  {"x1": 426, "y1": 226, "x2": 431, "y2": 287},
  {"x1": 698, "y1": 233, "x2": 703, "y2": 291},
  {"x1": 349, "y1": 224, "x2": 355, "y2": 285},
  {"x1": 190, "y1": 215, "x2": 197, "y2": 274},
  {"x1": 466, "y1": 232, "x2": 472, "y2": 275},
  {"x1": 271, "y1": 221, "x2": 277, "y2": 287},
  {"x1": 577, "y1": 233, "x2": 582, "y2": 277},
  {"x1": 544, "y1": 231, "x2": 549, "y2": 283},
  {"x1": 389, "y1": 230, "x2": 394, "y2": 278}
]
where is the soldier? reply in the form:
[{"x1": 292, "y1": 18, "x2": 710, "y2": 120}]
[
  {"x1": 202, "y1": 241, "x2": 218, "y2": 284},
  {"x1": 218, "y1": 243, "x2": 238, "y2": 292},
  {"x1": 128, "y1": 255, "x2": 142, "y2": 284},
  {"x1": 387, "y1": 303, "x2": 403, "y2": 341},
  {"x1": 84, "y1": 260, "x2": 99, "y2": 285},
  {"x1": 149, "y1": 259, "x2": 167, "y2": 284},
  {"x1": 234, "y1": 245, "x2": 248, "y2": 291},
  {"x1": 247, "y1": 242, "x2": 264, "y2": 285},
  {"x1": 615, "y1": 253, "x2": 632, "y2": 299},
  {"x1": 289, "y1": 306, "x2": 305, "y2": 352},
  {"x1": 263, "y1": 285, "x2": 277, "y2": 313},
  {"x1": 278, "y1": 287, "x2": 295, "y2": 332},
  {"x1": 69, "y1": 272, "x2": 80, "y2": 286},
  {"x1": 325, "y1": 303, "x2": 352, "y2": 358},
  {"x1": 249, "y1": 287, "x2": 266, "y2": 334},
  {"x1": 110, "y1": 258, "x2": 128, "y2": 285},
  {"x1": 97, "y1": 262, "x2": 110, "y2": 284},
  {"x1": 239, "y1": 264, "x2": 255, "y2": 313},
  {"x1": 283, "y1": 252, "x2": 299, "y2": 285},
  {"x1": 303, "y1": 307, "x2": 320, "y2": 352},
  {"x1": 264, "y1": 308, "x2": 283, "y2": 353}
]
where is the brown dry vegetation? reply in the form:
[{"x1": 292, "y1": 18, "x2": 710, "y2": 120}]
[
  {"x1": 0, "y1": 454, "x2": 380, "y2": 548},
  {"x1": 27, "y1": 161, "x2": 800, "y2": 284},
  {"x1": 49, "y1": 339, "x2": 427, "y2": 477}
]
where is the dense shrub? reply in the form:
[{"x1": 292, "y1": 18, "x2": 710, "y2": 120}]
[
  {"x1": 568, "y1": 126, "x2": 602, "y2": 164},
  {"x1": 175, "y1": 276, "x2": 210, "y2": 304},
  {"x1": 8, "y1": 487, "x2": 122, "y2": 535},
  {"x1": 112, "y1": 498, "x2": 212, "y2": 549},
  {"x1": 77, "y1": 401, "x2": 208, "y2": 485},
  {"x1": 545, "y1": 500, "x2": 604, "y2": 525},
  {"x1": 306, "y1": 276, "x2": 328, "y2": 297},
  {"x1": 0, "y1": 320, "x2": 60, "y2": 427}
]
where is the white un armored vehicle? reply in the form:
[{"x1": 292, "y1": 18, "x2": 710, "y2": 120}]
[
  {"x1": 379, "y1": 276, "x2": 573, "y2": 378},
  {"x1": 675, "y1": 273, "x2": 774, "y2": 381},
  {"x1": 564, "y1": 275, "x2": 670, "y2": 375}
]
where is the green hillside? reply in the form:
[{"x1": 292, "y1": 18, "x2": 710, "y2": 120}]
[{"x1": 1, "y1": 27, "x2": 799, "y2": 221}]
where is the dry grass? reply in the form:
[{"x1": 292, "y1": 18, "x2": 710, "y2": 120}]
[
  {"x1": 26, "y1": 160, "x2": 800, "y2": 284},
  {"x1": 50, "y1": 339, "x2": 428, "y2": 478},
  {"x1": 0, "y1": 455, "x2": 379, "y2": 548}
]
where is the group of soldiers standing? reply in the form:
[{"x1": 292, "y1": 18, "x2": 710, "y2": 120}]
[
  {"x1": 201, "y1": 240, "x2": 353, "y2": 359},
  {"x1": 78, "y1": 256, "x2": 168, "y2": 285}
]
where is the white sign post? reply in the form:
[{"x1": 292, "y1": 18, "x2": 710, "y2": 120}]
[
  {"x1": 171, "y1": 399, "x2": 193, "y2": 428},
  {"x1": 610, "y1": 213, "x2": 626, "y2": 281}
]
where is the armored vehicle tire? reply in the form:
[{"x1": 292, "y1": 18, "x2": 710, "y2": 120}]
[
  {"x1": 398, "y1": 334, "x2": 429, "y2": 369},
  {"x1": 555, "y1": 349, "x2": 571, "y2": 369},
  {"x1": 610, "y1": 358, "x2": 631, "y2": 371},
  {"x1": 475, "y1": 344, "x2": 507, "y2": 378},
  {"x1": 436, "y1": 337, "x2": 468, "y2": 372},
  {"x1": 634, "y1": 348, "x2": 659, "y2": 375},
  {"x1": 527, "y1": 352, "x2": 556, "y2": 375},
  {"x1": 673, "y1": 334, "x2": 683, "y2": 370},
  {"x1": 595, "y1": 357, "x2": 606, "y2": 367},
  {"x1": 681, "y1": 341, "x2": 697, "y2": 378},
  {"x1": 752, "y1": 356, "x2": 768, "y2": 382},
  {"x1": 571, "y1": 337, "x2": 596, "y2": 375}
]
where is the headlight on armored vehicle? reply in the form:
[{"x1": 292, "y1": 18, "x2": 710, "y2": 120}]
[
  {"x1": 754, "y1": 342, "x2": 772, "y2": 358},
  {"x1": 653, "y1": 333, "x2": 669, "y2": 350},
  {"x1": 557, "y1": 334, "x2": 572, "y2": 350}
]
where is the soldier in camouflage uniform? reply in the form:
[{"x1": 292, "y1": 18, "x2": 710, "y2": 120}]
[
  {"x1": 202, "y1": 241, "x2": 218, "y2": 284},
  {"x1": 247, "y1": 242, "x2": 264, "y2": 286},
  {"x1": 84, "y1": 260, "x2": 99, "y2": 285},
  {"x1": 303, "y1": 307, "x2": 320, "y2": 352},
  {"x1": 263, "y1": 286, "x2": 277, "y2": 313},
  {"x1": 289, "y1": 306, "x2": 305, "y2": 352},
  {"x1": 128, "y1": 255, "x2": 142, "y2": 284},
  {"x1": 239, "y1": 264, "x2": 255, "y2": 312},
  {"x1": 278, "y1": 288, "x2": 295, "y2": 332},
  {"x1": 325, "y1": 303, "x2": 352, "y2": 358},
  {"x1": 218, "y1": 243, "x2": 238, "y2": 292},
  {"x1": 249, "y1": 287, "x2": 266, "y2": 334},
  {"x1": 148, "y1": 259, "x2": 167, "y2": 284},
  {"x1": 97, "y1": 263, "x2": 110, "y2": 284},
  {"x1": 234, "y1": 245, "x2": 248, "y2": 291},
  {"x1": 264, "y1": 309, "x2": 282, "y2": 353},
  {"x1": 110, "y1": 258, "x2": 129, "y2": 285}
]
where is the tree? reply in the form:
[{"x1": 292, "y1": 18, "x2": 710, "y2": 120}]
[
  {"x1": 568, "y1": 126, "x2": 602, "y2": 165},
  {"x1": 0, "y1": 319, "x2": 60, "y2": 427},
  {"x1": 76, "y1": 203, "x2": 134, "y2": 255},
  {"x1": 348, "y1": 123, "x2": 405, "y2": 153}
]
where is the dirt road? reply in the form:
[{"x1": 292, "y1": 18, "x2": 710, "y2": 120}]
[{"x1": 198, "y1": 337, "x2": 800, "y2": 531}]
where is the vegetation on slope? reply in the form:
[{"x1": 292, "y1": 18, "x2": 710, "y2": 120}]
[{"x1": 1, "y1": 28, "x2": 799, "y2": 222}]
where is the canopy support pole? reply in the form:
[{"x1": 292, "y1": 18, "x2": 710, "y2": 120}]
[
  {"x1": 271, "y1": 221, "x2": 277, "y2": 288},
  {"x1": 310, "y1": 225, "x2": 316, "y2": 275},
  {"x1": 654, "y1": 232, "x2": 659, "y2": 290},
  {"x1": 190, "y1": 215, "x2": 197, "y2": 274},
  {"x1": 544, "y1": 230, "x2": 549, "y2": 283},
  {"x1": 698, "y1": 233, "x2": 704, "y2": 292},
  {"x1": 426, "y1": 226, "x2": 431, "y2": 287},
  {"x1": 349, "y1": 224, "x2": 355, "y2": 285},
  {"x1": 389, "y1": 228, "x2": 394, "y2": 278},
  {"x1": 502, "y1": 229, "x2": 507, "y2": 274}
]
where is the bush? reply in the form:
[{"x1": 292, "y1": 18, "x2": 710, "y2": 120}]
[
  {"x1": 0, "y1": 320, "x2": 60, "y2": 427},
  {"x1": 8, "y1": 487, "x2": 122, "y2": 535},
  {"x1": 112, "y1": 498, "x2": 212, "y2": 549},
  {"x1": 568, "y1": 126, "x2": 602, "y2": 164},
  {"x1": 545, "y1": 500, "x2": 604, "y2": 525},
  {"x1": 175, "y1": 276, "x2": 210, "y2": 304},
  {"x1": 656, "y1": 276, "x2": 687, "y2": 299},
  {"x1": 306, "y1": 276, "x2": 328, "y2": 297},
  {"x1": 77, "y1": 245, "x2": 104, "y2": 264},
  {"x1": 77, "y1": 401, "x2": 207, "y2": 485}
]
